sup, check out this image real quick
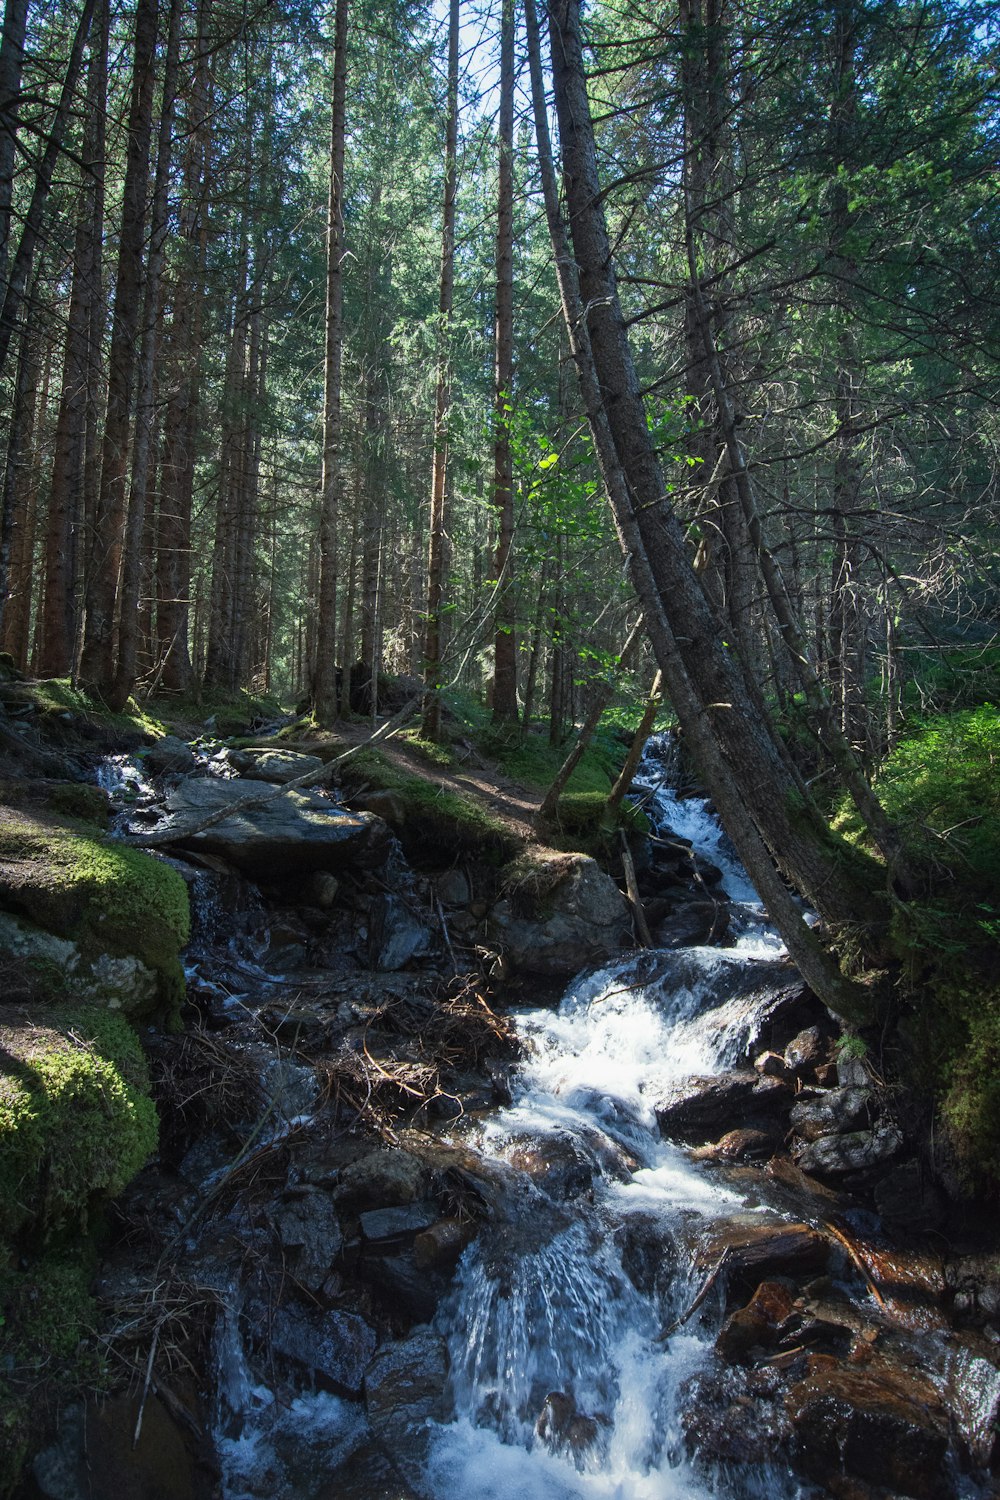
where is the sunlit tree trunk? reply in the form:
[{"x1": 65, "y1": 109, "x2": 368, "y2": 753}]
[{"x1": 490, "y1": 0, "x2": 517, "y2": 724}]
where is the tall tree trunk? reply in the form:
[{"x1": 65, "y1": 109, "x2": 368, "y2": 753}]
[
  {"x1": 111, "y1": 0, "x2": 182, "y2": 710},
  {"x1": 0, "y1": 0, "x2": 29, "y2": 279},
  {"x1": 78, "y1": 0, "x2": 159, "y2": 694},
  {"x1": 0, "y1": 312, "x2": 41, "y2": 656},
  {"x1": 535, "y1": 0, "x2": 876, "y2": 1017},
  {"x1": 38, "y1": 2, "x2": 108, "y2": 676},
  {"x1": 204, "y1": 266, "x2": 248, "y2": 691},
  {"x1": 490, "y1": 0, "x2": 517, "y2": 724},
  {"x1": 314, "y1": 0, "x2": 349, "y2": 725},
  {"x1": 421, "y1": 0, "x2": 459, "y2": 740},
  {"x1": 0, "y1": 0, "x2": 97, "y2": 383}
]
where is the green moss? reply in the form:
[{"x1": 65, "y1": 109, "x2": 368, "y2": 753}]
[
  {"x1": 339, "y1": 749, "x2": 516, "y2": 862},
  {"x1": 0, "y1": 1007, "x2": 158, "y2": 1241},
  {"x1": 0, "y1": 814, "x2": 189, "y2": 1012},
  {"x1": 395, "y1": 730, "x2": 456, "y2": 768},
  {"x1": 46, "y1": 783, "x2": 111, "y2": 827},
  {"x1": 31, "y1": 677, "x2": 165, "y2": 738}
]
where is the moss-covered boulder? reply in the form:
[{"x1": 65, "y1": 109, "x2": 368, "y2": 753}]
[
  {"x1": 488, "y1": 848, "x2": 632, "y2": 975},
  {"x1": 0, "y1": 808, "x2": 189, "y2": 1016},
  {"x1": 0, "y1": 1005, "x2": 158, "y2": 1243}
]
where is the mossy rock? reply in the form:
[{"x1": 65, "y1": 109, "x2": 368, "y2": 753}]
[
  {"x1": 0, "y1": 1005, "x2": 158, "y2": 1242},
  {"x1": 0, "y1": 809, "x2": 189, "y2": 1015},
  {"x1": 339, "y1": 749, "x2": 518, "y2": 864},
  {"x1": 541, "y1": 790, "x2": 649, "y2": 857}
]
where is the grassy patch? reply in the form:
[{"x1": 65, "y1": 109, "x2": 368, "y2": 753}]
[{"x1": 338, "y1": 748, "x2": 517, "y2": 863}]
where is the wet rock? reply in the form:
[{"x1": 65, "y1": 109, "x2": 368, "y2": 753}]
[
  {"x1": 413, "y1": 1216, "x2": 476, "y2": 1272},
  {"x1": 364, "y1": 1329, "x2": 451, "y2": 1485},
  {"x1": 784, "y1": 1026, "x2": 826, "y2": 1079},
  {"x1": 702, "y1": 1220, "x2": 830, "y2": 1301},
  {"x1": 368, "y1": 893, "x2": 433, "y2": 971},
  {"x1": 754, "y1": 1049, "x2": 791, "y2": 1080},
  {"x1": 160, "y1": 779, "x2": 391, "y2": 877},
  {"x1": 275, "y1": 1192, "x2": 342, "y2": 1291},
  {"x1": 681, "y1": 1364, "x2": 793, "y2": 1471},
  {"x1": 616, "y1": 1214, "x2": 677, "y2": 1298},
  {"x1": 716, "y1": 1278, "x2": 800, "y2": 1364},
  {"x1": 651, "y1": 894, "x2": 730, "y2": 948},
  {"x1": 507, "y1": 1130, "x2": 595, "y2": 1201},
  {"x1": 487, "y1": 853, "x2": 631, "y2": 976},
  {"x1": 348, "y1": 789, "x2": 408, "y2": 826},
  {"x1": 318, "y1": 1440, "x2": 419, "y2": 1499},
  {"x1": 144, "y1": 735, "x2": 197, "y2": 777},
  {"x1": 690, "y1": 1126, "x2": 782, "y2": 1163},
  {"x1": 535, "y1": 1391, "x2": 601, "y2": 1456},
  {"x1": 436, "y1": 868, "x2": 471, "y2": 906},
  {"x1": 333, "y1": 1149, "x2": 430, "y2": 1212},
  {"x1": 363, "y1": 1249, "x2": 449, "y2": 1325},
  {"x1": 794, "y1": 1124, "x2": 904, "y2": 1178},
  {"x1": 360, "y1": 1201, "x2": 439, "y2": 1246},
  {"x1": 786, "y1": 1359, "x2": 951, "y2": 1499},
  {"x1": 264, "y1": 1303, "x2": 376, "y2": 1395},
  {"x1": 655, "y1": 1070, "x2": 792, "y2": 1142},
  {"x1": 789, "y1": 1086, "x2": 877, "y2": 1142},
  {"x1": 837, "y1": 1053, "x2": 870, "y2": 1088},
  {"x1": 308, "y1": 870, "x2": 340, "y2": 908}
]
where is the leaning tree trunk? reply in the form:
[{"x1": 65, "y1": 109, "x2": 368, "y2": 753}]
[{"x1": 533, "y1": 0, "x2": 878, "y2": 1018}]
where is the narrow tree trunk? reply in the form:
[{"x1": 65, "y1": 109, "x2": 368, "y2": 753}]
[
  {"x1": 0, "y1": 0, "x2": 29, "y2": 278},
  {"x1": 607, "y1": 670, "x2": 663, "y2": 814},
  {"x1": 314, "y1": 0, "x2": 349, "y2": 725},
  {"x1": 78, "y1": 0, "x2": 158, "y2": 693},
  {"x1": 421, "y1": 0, "x2": 459, "y2": 741},
  {"x1": 0, "y1": 313, "x2": 41, "y2": 655},
  {"x1": 490, "y1": 0, "x2": 517, "y2": 724},
  {"x1": 111, "y1": 0, "x2": 182, "y2": 710}
]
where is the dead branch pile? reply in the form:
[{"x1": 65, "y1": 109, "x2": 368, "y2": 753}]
[{"x1": 319, "y1": 976, "x2": 518, "y2": 1136}]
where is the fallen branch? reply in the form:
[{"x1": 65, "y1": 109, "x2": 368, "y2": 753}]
[
  {"x1": 127, "y1": 693, "x2": 422, "y2": 849},
  {"x1": 822, "y1": 1218, "x2": 887, "y2": 1311},
  {"x1": 656, "y1": 1249, "x2": 730, "y2": 1342}
]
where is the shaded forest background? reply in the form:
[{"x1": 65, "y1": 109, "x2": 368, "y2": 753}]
[{"x1": 0, "y1": 0, "x2": 996, "y2": 750}]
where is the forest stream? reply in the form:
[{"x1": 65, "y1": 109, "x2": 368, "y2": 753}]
[{"x1": 26, "y1": 735, "x2": 997, "y2": 1500}]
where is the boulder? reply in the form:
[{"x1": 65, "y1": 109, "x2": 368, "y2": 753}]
[
  {"x1": 159, "y1": 779, "x2": 391, "y2": 877},
  {"x1": 228, "y1": 748, "x2": 325, "y2": 784},
  {"x1": 368, "y1": 893, "x2": 432, "y2": 971},
  {"x1": 0, "y1": 911, "x2": 160, "y2": 1014},
  {"x1": 786, "y1": 1359, "x2": 951, "y2": 1499},
  {"x1": 143, "y1": 735, "x2": 198, "y2": 777},
  {"x1": 274, "y1": 1192, "x2": 342, "y2": 1291},
  {"x1": 264, "y1": 1303, "x2": 376, "y2": 1395},
  {"x1": 507, "y1": 1130, "x2": 596, "y2": 1201},
  {"x1": 789, "y1": 1086, "x2": 877, "y2": 1143},
  {"x1": 784, "y1": 1026, "x2": 826, "y2": 1079},
  {"x1": 794, "y1": 1124, "x2": 904, "y2": 1178},
  {"x1": 364, "y1": 1330, "x2": 451, "y2": 1486},
  {"x1": 655, "y1": 1070, "x2": 792, "y2": 1143},
  {"x1": 716, "y1": 1278, "x2": 800, "y2": 1365},
  {"x1": 651, "y1": 895, "x2": 730, "y2": 948},
  {"x1": 690, "y1": 1126, "x2": 782, "y2": 1163},
  {"x1": 487, "y1": 852, "x2": 631, "y2": 976},
  {"x1": 699, "y1": 1220, "x2": 830, "y2": 1301}
]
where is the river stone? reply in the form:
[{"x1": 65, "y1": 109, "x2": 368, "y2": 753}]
[
  {"x1": 368, "y1": 893, "x2": 433, "y2": 970},
  {"x1": 783, "y1": 1026, "x2": 826, "y2": 1078},
  {"x1": 143, "y1": 735, "x2": 198, "y2": 777},
  {"x1": 364, "y1": 1329, "x2": 452, "y2": 1458},
  {"x1": 487, "y1": 854, "x2": 631, "y2": 976},
  {"x1": 159, "y1": 779, "x2": 391, "y2": 877},
  {"x1": 436, "y1": 868, "x2": 471, "y2": 906},
  {"x1": 789, "y1": 1086, "x2": 877, "y2": 1142},
  {"x1": 700, "y1": 1220, "x2": 830, "y2": 1301},
  {"x1": 225, "y1": 747, "x2": 325, "y2": 783},
  {"x1": 794, "y1": 1123, "x2": 904, "y2": 1177},
  {"x1": 716, "y1": 1278, "x2": 800, "y2": 1365},
  {"x1": 275, "y1": 1192, "x2": 342, "y2": 1290},
  {"x1": 786, "y1": 1360, "x2": 951, "y2": 1498},
  {"x1": 655, "y1": 1070, "x2": 792, "y2": 1142},
  {"x1": 265, "y1": 1303, "x2": 376, "y2": 1395},
  {"x1": 360, "y1": 1201, "x2": 439, "y2": 1246}
]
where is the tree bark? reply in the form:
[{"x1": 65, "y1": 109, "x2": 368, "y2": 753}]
[
  {"x1": 490, "y1": 0, "x2": 517, "y2": 724},
  {"x1": 78, "y1": 0, "x2": 159, "y2": 694},
  {"x1": 421, "y1": 0, "x2": 459, "y2": 741},
  {"x1": 314, "y1": 0, "x2": 349, "y2": 725}
]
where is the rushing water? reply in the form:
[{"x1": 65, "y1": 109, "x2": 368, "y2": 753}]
[{"x1": 419, "y1": 741, "x2": 803, "y2": 1498}]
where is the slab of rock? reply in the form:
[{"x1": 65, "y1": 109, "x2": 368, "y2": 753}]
[
  {"x1": 265, "y1": 1303, "x2": 376, "y2": 1395},
  {"x1": 143, "y1": 735, "x2": 197, "y2": 777},
  {"x1": 786, "y1": 1360, "x2": 951, "y2": 1499},
  {"x1": 655, "y1": 1070, "x2": 792, "y2": 1142},
  {"x1": 229, "y1": 748, "x2": 325, "y2": 783},
  {"x1": 360, "y1": 1201, "x2": 439, "y2": 1247},
  {"x1": 275, "y1": 1192, "x2": 342, "y2": 1290},
  {"x1": 701, "y1": 1220, "x2": 830, "y2": 1301},
  {"x1": 364, "y1": 1330, "x2": 451, "y2": 1486},
  {"x1": 160, "y1": 779, "x2": 390, "y2": 876},
  {"x1": 487, "y1": 854, "x2": 631, "y2": 976},
  {"x1": 368, "y1": 893, "x2": 432, "y2": 971},
  {"x1": 794, "y1": 1124, "x2": 903, "y2": 1178},
  {"x1": 789, "y1": 1086, "x2": 877, "y2": 1143}
]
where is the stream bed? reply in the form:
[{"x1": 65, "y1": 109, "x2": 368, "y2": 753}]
[{"x1": 67, "y1": 738, "x2": 1000, "y2": 1500}]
